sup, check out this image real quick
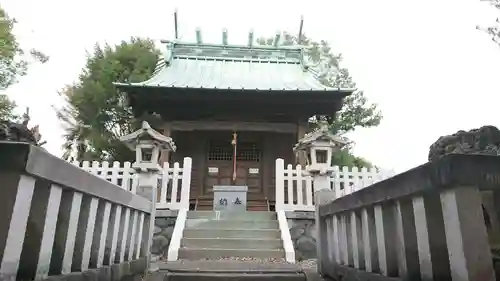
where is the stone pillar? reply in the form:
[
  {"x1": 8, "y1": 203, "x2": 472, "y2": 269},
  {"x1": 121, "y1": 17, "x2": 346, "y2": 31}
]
[
  {"x1": 483, "y1": 191, "x2": 500, "y2": 245},
  {"x1": 441, "y1": 187, "x2": 495, "y2": 281},
  {"x1": 135, "y1": 167, "x2": 160, "y2": 270},
  {"x1": 314, "y1": 174, "x2": 335, "y2": 274}
]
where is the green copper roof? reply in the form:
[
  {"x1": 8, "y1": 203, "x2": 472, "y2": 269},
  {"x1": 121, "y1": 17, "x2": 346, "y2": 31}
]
[{"x1": 114, "y1": 36, "x2": 352, "y2": 92}]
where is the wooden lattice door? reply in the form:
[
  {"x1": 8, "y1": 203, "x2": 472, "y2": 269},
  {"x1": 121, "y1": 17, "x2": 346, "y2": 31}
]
[{"x1": 204, "y1": 139, "x2": 263, "y2": 199}]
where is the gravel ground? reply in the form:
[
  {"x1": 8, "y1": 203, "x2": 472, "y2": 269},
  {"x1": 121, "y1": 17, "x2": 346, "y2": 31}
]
[
  {"x1": 197, "y1": 257, "x2": 318, "y2": 270},
  {"x1": 154, "y1": 255, "x2": 318, "y2": 270}
]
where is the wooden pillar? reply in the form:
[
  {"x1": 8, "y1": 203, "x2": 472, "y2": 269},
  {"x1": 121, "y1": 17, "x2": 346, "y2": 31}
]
[
  {"x1": 296, "y1": 121, "x2": 308, "y2": 165},
  {"x1": 159, "y1": 123, "x2": 171, "y2": 165}
]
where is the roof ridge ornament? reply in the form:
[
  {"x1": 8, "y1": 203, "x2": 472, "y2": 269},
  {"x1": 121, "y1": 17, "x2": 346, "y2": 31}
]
[
  {"x1": 248, "y1": 29, "x2": 254, "y2": 48},
  {"x1": 196, "y1": 28, "x2": 202, "y2": 44},
  {"x1": 162, "y1": 42, "x2": 174, "y2": 66},
  {"x1": 222, "y1": 29, "x2": 228, "y2": 45},
  {"x1": 274, "y1": 31, "x2": 281, "y2": 47}
]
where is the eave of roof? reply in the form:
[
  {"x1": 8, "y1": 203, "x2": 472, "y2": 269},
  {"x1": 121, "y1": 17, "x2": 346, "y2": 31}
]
[{"x1": 115, "y1": 83, "x2": 356, "y2": 95}]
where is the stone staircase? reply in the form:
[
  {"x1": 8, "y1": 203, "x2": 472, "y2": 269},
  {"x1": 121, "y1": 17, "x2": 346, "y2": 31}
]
[
  {"x1": 148, "y1": 211, "x2": 323, "y2": 280},
  {"x1": 179, "y1": 211, "x2": 285, "y2": 260}
]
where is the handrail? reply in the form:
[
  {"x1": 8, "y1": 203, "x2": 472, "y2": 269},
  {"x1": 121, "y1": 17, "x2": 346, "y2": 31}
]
[
  {"x1": 316, "y1": 155, "x2": 500, "y2": 281},
  {"x1": 167, "y1": 208, "x2": 188, "y2": 261},
  {"x1": 0, "y1": 143, "x2": 151, "y2": 280},
  {"x1": 276, "y1": 210, "x2": 295, "y2": 263}
]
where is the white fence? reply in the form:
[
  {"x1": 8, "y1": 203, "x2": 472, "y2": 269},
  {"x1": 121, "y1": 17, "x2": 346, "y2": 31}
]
[
  {"x1": 275, "y1": 158, "x2": 396, "y2": 211},
  {"x1": 72, "y1": 158, "x2": 192, "y2": 210},
  {"x1": 73, "y1": 157, "x2": 395, "y2": 212}
]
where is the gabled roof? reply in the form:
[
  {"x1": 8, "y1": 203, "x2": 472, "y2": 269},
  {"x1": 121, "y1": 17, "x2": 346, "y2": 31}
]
[{"x1": 114, "y1": 32, "x2": 354, "y2": 92}]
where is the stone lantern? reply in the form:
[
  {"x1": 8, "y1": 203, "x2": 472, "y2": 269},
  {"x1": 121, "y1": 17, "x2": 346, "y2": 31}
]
[
  {"x1": 120, "y1": 121, "x2": 176, "y2": 270},
  {"x1": 120, "y1": 121, "x2": 176, "y2": 172},
  {"x1": 294, "y1": 121, "x2": 349, "y2": 275}
]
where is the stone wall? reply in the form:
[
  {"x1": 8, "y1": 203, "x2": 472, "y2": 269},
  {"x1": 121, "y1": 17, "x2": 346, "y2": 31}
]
[
  {"x1": 286, "y1": 211, "x2": 317, "y2": 261},
  {"x1": 152, "y1": 209, "x2": 318, "y2": 261},
  {"x1": 152, "y1": 210, "x2": 178, "y2": 260}
]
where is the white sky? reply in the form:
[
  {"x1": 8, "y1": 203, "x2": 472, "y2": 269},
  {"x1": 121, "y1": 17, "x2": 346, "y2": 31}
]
[{"x1": 2, "y1": 0, "x2": 500, "y2": 172}]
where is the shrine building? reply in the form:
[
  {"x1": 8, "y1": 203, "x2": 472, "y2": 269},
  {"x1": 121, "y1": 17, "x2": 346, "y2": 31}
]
[{"x1": 114, "y1": 29, "x2": 353, "y2": 210}]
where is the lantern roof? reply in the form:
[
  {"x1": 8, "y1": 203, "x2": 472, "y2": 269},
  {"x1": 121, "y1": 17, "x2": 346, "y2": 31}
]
[
  {"x1": 120, "y1": 121, "x2": 176, "y2": 152},
  {"x1": 293, "y1": 122, "x2": 350, "y2": 153}
]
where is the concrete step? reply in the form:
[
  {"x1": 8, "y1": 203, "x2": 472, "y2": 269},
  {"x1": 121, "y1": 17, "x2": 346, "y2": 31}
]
[
  {"x1": 181, "y1": 237, "x2": 283, "y2": 249},
  {"x1": 183, "y1": 228, "x2": 281, "y2": 239},
  {"x1": 178, "y1": 247, "x2": 285, "y2": 260},
  {"x1": 149, "y1": 260, "x2": 309, "y2": 281},
  {"x1": 162, "y1": 272, "x2": 306, "y2": 281},
  {"x1": 187, "y1": 211, "x2": 276, "y2": 220},
  {"x1": 185, "y1": 219, "x2": 279, "y2": 230},
  {"x1": 195, "y1": 205, "x2": 213, "y2": 211},
  {"x1": 248, "y1": 205, "x2": 270, "y2": 211}
]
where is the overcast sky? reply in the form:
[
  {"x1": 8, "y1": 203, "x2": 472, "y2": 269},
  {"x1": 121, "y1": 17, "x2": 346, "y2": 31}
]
[{"x1": 2, "y1": 0, "x2": 500, "y2": 172}]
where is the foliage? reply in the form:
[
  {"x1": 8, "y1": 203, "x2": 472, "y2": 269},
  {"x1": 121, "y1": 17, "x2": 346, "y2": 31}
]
[
  {"x1": 257, "y1": 32, "x2": 382, "y2": 134},
  {"x1": 0, "y1": 5, "x2": 48, "y2": 123},
  {"x1": 57, "y1": 38, "x2": 160, "y2": 162},
  {"x1": 477, "y1": 0, "x2": 500, "y2": 46},
  {"x1": 332, "y1": 148, "x2": 373, "y2": 168},
  {"x1": 257, "y1": 32, "x2": 382, "y2": 167},
  {"x1": 0, "y1": 5, "x2": 49, "y2": 90},
  {"x1": 0, "y1": 94, "x2": 17, "y2": 121}
]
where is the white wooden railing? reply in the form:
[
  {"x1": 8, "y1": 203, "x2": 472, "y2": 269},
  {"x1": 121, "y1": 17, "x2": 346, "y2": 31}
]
[
  {"x1": 276, "y1": 210, "x2": 296, "y2": 263},
  {"x1": 72, "y1": 158, "x2": 192, "y2": 210},
  {"x1": 275, "y1": 158, "x2": 396, "y2": 211},
  {"x1": 167, "y1": 209, "x2": 188, "y2": 261}
]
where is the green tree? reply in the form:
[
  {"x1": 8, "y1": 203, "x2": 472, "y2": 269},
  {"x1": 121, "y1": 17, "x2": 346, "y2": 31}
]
[
  {"x1": 258, "y1": 33, "x2": 382, "y2": 167},
  {"x1": 0, "y1": 5, "x2": 49, "y2": 121},
  {"x1": 332, "y1": 149, "x2": 373, "y2": 168},
  {"x1": 0, "y1": 5, "x2": 49, "y2": 89},
  {"x1": 57, "y1": 38, "x2": 160, "y2": 162},
  {"x1": 477, "y1": 0, "x2": 500, "y2": 46}
]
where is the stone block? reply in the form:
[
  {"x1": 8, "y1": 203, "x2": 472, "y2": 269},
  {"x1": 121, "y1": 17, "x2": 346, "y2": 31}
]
[
  {"x1": 213, "y1": 185, "x2": 247, "y2": 212},
  {"x1": 152, "y1": 216, "x2": 177, "y2": 258},
  {"x1": 287, "y1": 216, "x2": 317, "y2": 261}
]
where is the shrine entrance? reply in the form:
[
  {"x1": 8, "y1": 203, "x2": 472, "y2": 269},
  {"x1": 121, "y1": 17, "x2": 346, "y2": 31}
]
[{"x1": 204, "y1": 131, "x2": 264, "y2": 200}]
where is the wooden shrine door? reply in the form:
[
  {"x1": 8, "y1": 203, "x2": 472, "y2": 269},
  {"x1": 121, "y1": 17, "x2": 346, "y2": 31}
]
[{"x1": 204, "y1": 133, "x2": 264, "y2": 200}]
